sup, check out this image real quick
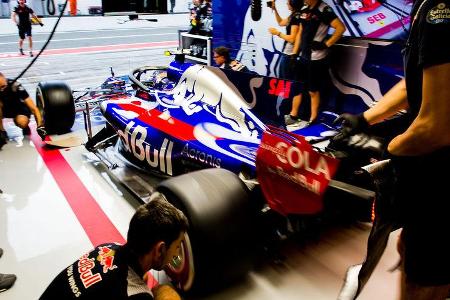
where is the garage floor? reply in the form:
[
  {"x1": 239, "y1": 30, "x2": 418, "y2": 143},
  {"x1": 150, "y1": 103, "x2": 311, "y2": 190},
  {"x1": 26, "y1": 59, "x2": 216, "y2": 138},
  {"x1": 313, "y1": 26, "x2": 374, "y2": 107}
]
[{"x1": 0, "y1": 117, "x2": 403, "y2": 300}]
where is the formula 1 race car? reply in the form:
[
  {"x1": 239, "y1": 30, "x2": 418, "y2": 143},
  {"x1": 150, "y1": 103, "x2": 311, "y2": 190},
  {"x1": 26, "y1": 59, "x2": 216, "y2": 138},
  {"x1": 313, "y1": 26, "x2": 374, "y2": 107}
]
[{"x1": 37, "y1": 51, "x2": 381, "y2": 294}]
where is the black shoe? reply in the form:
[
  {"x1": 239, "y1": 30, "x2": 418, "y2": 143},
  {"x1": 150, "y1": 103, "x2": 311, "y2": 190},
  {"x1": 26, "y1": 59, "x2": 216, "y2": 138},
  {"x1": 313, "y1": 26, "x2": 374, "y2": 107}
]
[
  {"x1": 22, "y1": 126, "x2": 31, "y2": 136},
  {"x1": 29, "y1": 51, "x2": 33, "y2": 57},
  {"x1": 19, "y1": 48, "x2": 25, "y2": 55},
  {"x1": 0, "y1": 273, "x2": 16, "y2": 293}
]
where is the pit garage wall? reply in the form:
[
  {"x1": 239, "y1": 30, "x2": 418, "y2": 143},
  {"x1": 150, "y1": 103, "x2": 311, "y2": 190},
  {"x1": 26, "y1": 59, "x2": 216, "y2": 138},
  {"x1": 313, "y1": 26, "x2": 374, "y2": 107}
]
[{"x1": 212, "y1": 0, "x2": 406, "y2": 114}]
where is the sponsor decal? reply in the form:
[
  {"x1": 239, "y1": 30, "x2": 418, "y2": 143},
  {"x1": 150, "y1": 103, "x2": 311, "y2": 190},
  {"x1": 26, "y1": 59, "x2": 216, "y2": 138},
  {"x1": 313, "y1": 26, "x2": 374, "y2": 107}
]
[
  {"x1": 78, "y1": 253, "x2": 102, "y2": 289},
  {"x1": 97, "y1": 246, "x2": 118, "y2": 274},
  {"x1": 181, "y1": 143, "x2": 221, "y2": 167},
  {"x1": 118, "y1": 121, "x2": 174, "y2": 175},
  {"x1": 268, "y1": 79, "x2": 291, "y2": 98},
  {"x1": 367, "y1": 13, "x2": 386, "y2": 24},
  {"x1": 256, "y1": 127, "x2": 339, "y2": 215},
  {"x1": 426, "y1": 3, "x2": 450, "y2": 24}
]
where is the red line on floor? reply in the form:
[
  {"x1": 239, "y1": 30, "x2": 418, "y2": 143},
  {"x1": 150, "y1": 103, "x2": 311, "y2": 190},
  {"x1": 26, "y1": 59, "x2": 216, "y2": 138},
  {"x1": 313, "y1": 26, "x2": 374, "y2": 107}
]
[
  {"x1": 29, "y1": 127, "x2": 126, "y2": 246},
  {"x1": 0, "y1": 40, "x2": 178, "y2": 58}
]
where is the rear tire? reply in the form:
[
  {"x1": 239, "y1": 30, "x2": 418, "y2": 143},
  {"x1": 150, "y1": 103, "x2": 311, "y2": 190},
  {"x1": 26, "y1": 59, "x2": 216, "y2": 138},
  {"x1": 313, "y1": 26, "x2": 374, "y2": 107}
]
[
  {"x1": 157, "y1": 168, "x2": 257, "y2": 294},
  {"x1": 36, "y1": 81, "x2": 75, "y2": 134}
]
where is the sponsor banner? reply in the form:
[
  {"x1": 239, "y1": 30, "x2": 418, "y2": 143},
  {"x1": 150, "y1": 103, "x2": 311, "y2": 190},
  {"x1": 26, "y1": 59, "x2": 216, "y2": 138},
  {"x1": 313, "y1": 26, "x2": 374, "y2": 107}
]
[{"x1": 256, "y1": 126, "x2": 339, "y2": 215}]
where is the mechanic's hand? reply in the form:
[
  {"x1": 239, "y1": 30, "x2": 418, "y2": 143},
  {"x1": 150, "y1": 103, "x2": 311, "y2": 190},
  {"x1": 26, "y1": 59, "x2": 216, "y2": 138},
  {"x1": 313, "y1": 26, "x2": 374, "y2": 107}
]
[
  {"x1": 310, "y1": 41, "x2": 328, "y2": 51},
  {"x1": 333, "y1": 113, "x2": 369, "y2": 142},
  {"x1": 36, "y1": 126, "x2": 48, "y2": 141},
  {"x1": 0, "y1": 130, "x2": 7, "y2": 150},
  {"x1": 152, "y1": 284, "x2": 181, "y2": 300},
  {"x1": 39, "y1": 22, "x2": 44, "y2": 27},
  {"x1": 328, "y1": 133, "x2": 386, "y2": 161}
]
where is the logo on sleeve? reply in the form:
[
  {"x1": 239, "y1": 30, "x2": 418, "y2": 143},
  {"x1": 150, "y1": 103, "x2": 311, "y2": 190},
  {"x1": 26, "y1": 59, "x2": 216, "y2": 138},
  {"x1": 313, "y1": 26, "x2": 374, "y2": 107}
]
[{"x1": 426, "y1": 3, "x2": 450, "y2": 24}]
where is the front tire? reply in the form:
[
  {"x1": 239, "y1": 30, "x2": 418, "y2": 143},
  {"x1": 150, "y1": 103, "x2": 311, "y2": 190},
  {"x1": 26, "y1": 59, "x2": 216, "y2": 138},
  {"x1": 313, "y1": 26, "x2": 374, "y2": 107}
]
[
  {"x1": 157, "y1": 168, "x2": 257, "y2": 293},
  {"x1": 36, "y1": 81, "x2": 75, "y2": 134}
]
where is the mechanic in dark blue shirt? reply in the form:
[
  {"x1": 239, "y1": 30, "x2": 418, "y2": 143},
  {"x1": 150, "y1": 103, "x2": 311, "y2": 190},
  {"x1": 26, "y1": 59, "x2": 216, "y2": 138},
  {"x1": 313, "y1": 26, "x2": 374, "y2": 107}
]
[
  {"x1": 335, "y1": 0, "x2": 450, "y2": 297},
  {"x1": 0, "y1": 72, "x2": 46, "y2": 149},
  {"x1": 284, "y1": 0, "x2": 345, "y2": 127},
  {"x1": 39, "y1": 196, "x2": 188, "y2": 300}
]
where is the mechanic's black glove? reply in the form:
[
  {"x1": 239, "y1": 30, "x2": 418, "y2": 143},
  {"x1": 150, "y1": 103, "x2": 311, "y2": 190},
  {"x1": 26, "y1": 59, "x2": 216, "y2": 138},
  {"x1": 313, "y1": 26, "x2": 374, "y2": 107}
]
[
  {"x1": 36, "y1": 126, "x2": 48, "y2": 141},
  {"x1": 310, "y1": 41, "x2": 328, "y2": 51},
  {"x1": 328, "y1": 133, "x2": 386, "y2": 162},
  {"x1": 39, "y1": 22, "x2": 44, "y2": 27},
  {"x1": 333, "y1": 113, "x2": 369, "y2": 142},
  {"x1": 0, "y1": 130, "x2": 7, "y2": 150}
]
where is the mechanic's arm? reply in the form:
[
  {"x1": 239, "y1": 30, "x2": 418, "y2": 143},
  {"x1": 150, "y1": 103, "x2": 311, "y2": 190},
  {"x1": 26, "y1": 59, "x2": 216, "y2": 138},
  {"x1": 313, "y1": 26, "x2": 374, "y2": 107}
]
[
  {"x1": 363, "y1": 79, "x2": 409, "y2": 125},
  {"x1": 269, "y1": 24, "x2": 299, "y2": 44},
  {"x1": 388, "y1": 62, "x2": 450, "y2": 156},
  {"x1": 271, "y1": 1, "x2": 289, "y2": 26},
  {"x1": 325, "y1": 18, "x2": 346, "y2": 47},
  {"x1": 23, "y1": 97, "x2": 44, "y2": 127},
  {"x1": 292, "y1": 24, "x2": 303, "y2": 55},
  {"x1": 152, "y1": 284, "x2": 181, "y2": 300},
  {"x1": 11, "y1": 11, "x2": 17, "y2": 25}
]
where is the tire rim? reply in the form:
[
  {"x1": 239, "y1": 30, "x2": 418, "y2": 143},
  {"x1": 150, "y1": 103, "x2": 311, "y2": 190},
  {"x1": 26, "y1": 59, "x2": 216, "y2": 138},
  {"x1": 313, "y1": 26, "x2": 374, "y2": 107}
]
[{"x1": 165, "y1": 232, "x2": 195, "y2": 291}]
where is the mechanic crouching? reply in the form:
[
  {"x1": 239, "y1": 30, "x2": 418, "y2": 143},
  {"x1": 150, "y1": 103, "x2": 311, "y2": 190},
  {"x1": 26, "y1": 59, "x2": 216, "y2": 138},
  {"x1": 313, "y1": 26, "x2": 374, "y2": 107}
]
[
  {"x1": 39, "y1": 195, "x2": 188, "y2": 300},
  {"x1": 0, "y1": 72, "x2": 47, "y2": 149}
]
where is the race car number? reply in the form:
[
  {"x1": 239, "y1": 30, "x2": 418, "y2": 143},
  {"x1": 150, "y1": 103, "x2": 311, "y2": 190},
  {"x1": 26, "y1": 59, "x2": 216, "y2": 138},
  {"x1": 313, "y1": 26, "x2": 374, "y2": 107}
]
[{"x1": 367, "y1": 13, "x2": 386, "y2": 24}]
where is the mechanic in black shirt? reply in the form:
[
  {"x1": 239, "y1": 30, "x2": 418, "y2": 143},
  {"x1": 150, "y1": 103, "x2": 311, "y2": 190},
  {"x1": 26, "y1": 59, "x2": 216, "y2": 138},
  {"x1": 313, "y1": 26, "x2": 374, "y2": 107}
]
[
  {"x1": 213, "y1": 46, "x2": 249, "y2": 72},
  {"x1": 40, "y1": 195, "x2": 189, "y2": 300},
  {"x1": 335, "y1": 0, "x2": 450, "y2": 297},
  {"x1": 284, "y1": 0, "x2": 345, "y2": 127},
  {"x1": 0, "y1": 72, "x2": 46, "y2": 149},
  {"x1": 268, "y1": 0, "x2": 302, "y2": 81},
  {"x1": 11, "y1": 0, "x2": 42, "y2": 57}
]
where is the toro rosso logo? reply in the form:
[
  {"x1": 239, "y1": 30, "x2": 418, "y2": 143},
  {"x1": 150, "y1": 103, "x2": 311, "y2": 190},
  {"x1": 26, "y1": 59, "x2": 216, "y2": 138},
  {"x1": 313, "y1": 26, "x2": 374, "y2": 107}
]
[{"x1": 118, "y1": 121, "x2": 174, "y2": 175}]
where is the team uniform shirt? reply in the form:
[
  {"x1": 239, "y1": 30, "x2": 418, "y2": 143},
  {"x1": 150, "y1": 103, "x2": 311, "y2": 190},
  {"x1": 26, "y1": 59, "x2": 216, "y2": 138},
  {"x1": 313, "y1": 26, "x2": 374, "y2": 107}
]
[
  {"x1": 0, "y1": 79, "x2": 31, "y2": 118},
  {"x1": 39, "y1": 243, "x2": 154, "y2": 300},
  {"x1": 403, "y1": 0, "x2": 450, "y2": 115},
  {"x1": 298, "y1": 1, "x2": 337, "y2": 60},
  {"x1": 395, "y1": 0, "x2": 450, "y2": 286},
  {"x1": 14, "y1": 4, "x2": 33, "y2": 27},
  {"x1": 282, "y1": 12, "x2": 301, "y2": 55},
  {"x1": 220, "y1": 60, "x2": 249, "y2": 72}
]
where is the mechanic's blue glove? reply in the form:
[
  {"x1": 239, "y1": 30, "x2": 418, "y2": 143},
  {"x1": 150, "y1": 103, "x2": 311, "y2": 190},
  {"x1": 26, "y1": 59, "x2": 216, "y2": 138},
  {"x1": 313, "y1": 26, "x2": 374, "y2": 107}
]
[
  {"x1": 333, "y1": 113, "x2": 369, "y2": 142},
  {"x1": 0, "y1": 130, "x2": 7, "y2": 150},
  {"x1": 311, "y1": 41, "x2": 328, "y2": 51},
  {"x1": 36, "y1": 126, "x2": 48, "y2": 141}
]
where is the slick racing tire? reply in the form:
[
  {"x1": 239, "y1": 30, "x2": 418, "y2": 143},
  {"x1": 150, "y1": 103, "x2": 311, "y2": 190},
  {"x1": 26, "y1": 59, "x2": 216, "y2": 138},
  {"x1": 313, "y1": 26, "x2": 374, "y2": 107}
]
[
  {"x1": 157, "y1": 168, "x2": 257, "y2": 294},
  {"x1": 251, "y1": 0, "x2": 262, "y2": 21},
  {"x1": 36, "y1": 81, "x2": 75, "y2": 134}
]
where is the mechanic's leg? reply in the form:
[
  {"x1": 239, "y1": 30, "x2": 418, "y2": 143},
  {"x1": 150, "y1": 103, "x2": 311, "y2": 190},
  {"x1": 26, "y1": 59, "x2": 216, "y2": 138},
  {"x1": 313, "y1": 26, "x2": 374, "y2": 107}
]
[
  {"x1": 289, "y1": 93, "x2": 303, "y2": 118},
  {"x1": 397, "y1": 230, "x2": 450, "y2": 300},
  {"x1": 28, "y1": 35, "x2": 33, "y2": 53},
  {"x1": 13, "y1": 115, "x2": 30, "y2": 129},
  {"x1": 309, "y1": 91, "x2": 320, "y2": 123},
  {"x1": 19, "y1": 38, "x2": 24, "y2": 55},
  {"x1": 0, "y1": 102, "x2": 5, "y2": 131}
]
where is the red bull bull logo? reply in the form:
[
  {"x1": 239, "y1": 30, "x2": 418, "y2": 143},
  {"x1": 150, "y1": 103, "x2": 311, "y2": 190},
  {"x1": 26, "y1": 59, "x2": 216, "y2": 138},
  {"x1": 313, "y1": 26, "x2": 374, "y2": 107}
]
[{"x1": 97, "y1": 246, "x2": 118, "y2": 273}]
